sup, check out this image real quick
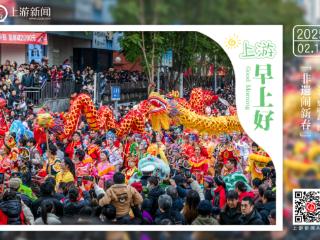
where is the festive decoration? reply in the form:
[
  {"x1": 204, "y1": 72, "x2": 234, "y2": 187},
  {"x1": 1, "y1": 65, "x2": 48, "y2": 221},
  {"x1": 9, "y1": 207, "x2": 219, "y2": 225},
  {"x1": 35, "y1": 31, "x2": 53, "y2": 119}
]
[
  {"x1": 31, "y1": 89, "x2": 242, "y2": 140},
  {"x1": 129, "y1": 155, "x2": 170, "y2": 184},
  {"x1": 247, "y1": 152, "x2": 271, "y2": 180},
  {"x1": 9, "y1": 120, "x2": 34, "y2": 143},
  {"x1": 223, "y1": 171, "x2": 252, "y2": 191},
  {"x1": 189, "y1": 88, "x2": 219, "y2": 114},
  {"x1": 37, "y1": 113, "x2": 54, "y2": 128}
]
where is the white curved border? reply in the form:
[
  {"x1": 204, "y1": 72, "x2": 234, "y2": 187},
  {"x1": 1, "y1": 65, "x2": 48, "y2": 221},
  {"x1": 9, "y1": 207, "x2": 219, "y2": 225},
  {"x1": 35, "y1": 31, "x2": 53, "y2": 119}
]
[
  {"x1": 0, "y1": 5, "x2": 8, "y2": 23},
  {"x1": 0, "y1": 25, "x2": 283, "y2": 232}
]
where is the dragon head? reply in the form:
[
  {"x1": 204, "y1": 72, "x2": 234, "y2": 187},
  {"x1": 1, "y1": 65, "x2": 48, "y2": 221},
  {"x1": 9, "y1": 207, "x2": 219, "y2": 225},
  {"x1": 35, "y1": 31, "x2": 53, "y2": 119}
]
[
  {"x1": 247, "y1": 151, "x2": 271, "y2": 180},
  {"x1": 147, "y1": 92, "x2": 170, "y2": 132},
  {"x1": 148, "y1": 92, "x2": 168, "y2": 114}
]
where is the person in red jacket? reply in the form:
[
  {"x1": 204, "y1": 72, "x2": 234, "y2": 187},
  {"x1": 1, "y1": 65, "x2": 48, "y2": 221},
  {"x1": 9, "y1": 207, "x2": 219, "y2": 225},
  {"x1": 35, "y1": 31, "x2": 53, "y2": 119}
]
[
  {"x1": 235, "y1": 180, "x2": 255, "y2": 202},
  {"x1": 65, "y1": 132, "x2": 82, "y2": 159},
  {"x1": 213, "y1": 176, "x2": 227, "y2": 210}
]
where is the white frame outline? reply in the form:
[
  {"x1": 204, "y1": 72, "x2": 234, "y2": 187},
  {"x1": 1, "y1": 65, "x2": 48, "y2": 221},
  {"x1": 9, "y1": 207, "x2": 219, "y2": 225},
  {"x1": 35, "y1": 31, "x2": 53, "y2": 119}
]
[{"x1": 0, "y1": 25, "x2": 283, "y2": 232}]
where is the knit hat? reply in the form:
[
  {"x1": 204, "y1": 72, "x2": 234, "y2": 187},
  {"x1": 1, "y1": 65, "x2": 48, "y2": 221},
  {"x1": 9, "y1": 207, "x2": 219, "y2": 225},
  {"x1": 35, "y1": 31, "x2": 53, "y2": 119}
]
[
  {"x1": 9, "y1": 177, "x2": 21, "y2": 190},
  {"x1": 204, "y1": 176, "x2": 213, "y2": 184}
]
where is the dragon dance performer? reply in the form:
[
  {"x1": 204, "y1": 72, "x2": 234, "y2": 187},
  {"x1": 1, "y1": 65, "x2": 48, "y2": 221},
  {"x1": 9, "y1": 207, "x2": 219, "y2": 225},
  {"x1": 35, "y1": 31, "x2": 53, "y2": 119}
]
[
  {"x1": 213, "y1": 134, "x2": 240, "y2": 176},
  {"x1": 122, "y1": 134, "x2": 134, "y2": 169},
  {"x1": 4, "y1": 133, "x2": 19, "y2": 174},
  {"x1": 124, "y1": 155, "x2": 138, "y2": 183},
  {"x1": 104, "y1": 131, "x2": 123, "y2": 172},
  {"x1": 0, "y1": 123, "x2": 8, "y2": 149},
  {"x1": 73, "y1": 149, "x2": 96, "y2": 190},
  {"x1": 181, "y1": 132, "x2": 195, "y2": 159},
  {"x1": 188, "y1": 145, "x2": 209, "y2": 184},
  {"x1": 0, "y1": 98, "x2": 9, "y2": 148},
  {"x1": 27, "y1": 138, "x2": 42, "y2": 166},
  {"x1": 86, "y1": 143, "x2": 101, "y2": 162},
  {"x1": 137, "y1": 140, "x2": 149, "y2": 160},
  {"x1": 234, "y1": 133, "x2": 251, "y2": 171},
  {"x1": 129, "y1": 134, "x2": 141, "y2": 161},
  {"x1": 200, "y1": 133, "x2": 216, "y2": 176},
  {"x1": 65, "y1": 131, "x2": 83, "y2": 159},
  {"x1": 0, "y1": 144, "x2": 14, "y2": 179},
  {"x1": 96, "y1": 150, "x2": 115, "y2": 188},
  {"x1": 147, "y1": 132, "x2": 168, "y2": 164},
  {"x1": 45, "y1": 143, "x2": 62, "y2": 177},
  {"x1": 55, "y1": 157, "x2": 75, "y2": 190}
]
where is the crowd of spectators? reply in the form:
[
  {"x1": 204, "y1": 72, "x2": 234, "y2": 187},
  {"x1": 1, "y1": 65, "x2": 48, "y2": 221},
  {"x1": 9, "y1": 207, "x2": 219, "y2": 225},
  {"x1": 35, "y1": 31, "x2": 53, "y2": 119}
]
[{"x1": 0, "y1": 58, "x2": 275, "y2": 226}]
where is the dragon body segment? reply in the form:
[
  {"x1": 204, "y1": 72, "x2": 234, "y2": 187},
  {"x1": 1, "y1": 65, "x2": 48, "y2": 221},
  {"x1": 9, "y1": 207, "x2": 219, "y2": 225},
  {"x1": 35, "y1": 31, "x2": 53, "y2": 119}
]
[{"x1": 32, "y1": 88, "x2": 243, "y2": 139}]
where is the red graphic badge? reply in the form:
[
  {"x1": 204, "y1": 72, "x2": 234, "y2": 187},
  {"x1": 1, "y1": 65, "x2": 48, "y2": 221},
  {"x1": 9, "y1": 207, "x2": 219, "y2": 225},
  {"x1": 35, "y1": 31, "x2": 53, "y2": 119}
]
[{"x1": 306, "y1": 202, "x2": 316, "y2": 213}]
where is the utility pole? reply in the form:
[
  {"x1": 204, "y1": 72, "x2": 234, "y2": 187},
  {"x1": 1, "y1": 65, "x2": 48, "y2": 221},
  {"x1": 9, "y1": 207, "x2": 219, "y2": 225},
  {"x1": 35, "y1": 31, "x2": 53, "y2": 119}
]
[
  {"x1": 179, "y1": 72, "x2": 183, "y2": 97},
  {"x1": 157, "y1": 61, "x2": 161, "y2": 93},
  {"x1": 93, "y1": 73, "x2": 97, "y2": 104}
]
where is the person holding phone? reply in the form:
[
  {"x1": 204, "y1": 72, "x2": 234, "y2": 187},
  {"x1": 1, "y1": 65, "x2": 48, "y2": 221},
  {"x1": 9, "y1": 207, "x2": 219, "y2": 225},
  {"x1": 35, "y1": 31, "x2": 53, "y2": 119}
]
[
  {"x1": 73, "y1": 149, "x2": 96, "y2": 190},
  {"x1": 63, "y1": 184, "x2": 91, "y2": 220},
  {"x1": 55, "y1": 157, "x2": 75, "y2": 190}
]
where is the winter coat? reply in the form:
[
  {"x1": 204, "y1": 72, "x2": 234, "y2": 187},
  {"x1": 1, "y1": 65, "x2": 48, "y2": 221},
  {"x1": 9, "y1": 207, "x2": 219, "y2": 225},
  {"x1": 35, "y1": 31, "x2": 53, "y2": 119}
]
[
  {"x1": 220, "y1": 206, "x2": 242, "y2": 225},
  {"x1": 63, "y1": 191, "x2": 91, "y2": 218},
  {"x1": 142, "y1": 210, "x2": 154, "y2": 224},
  {"x1": 176, "y1": 181, "x2": 205, "y2": 200},
  {"x1": 99, "y1": 184, "x2": 143, "y2": 218},
  {"x1": 32, "y1": 196, "x2": 63, "y2": 219},
  {"x1": 259, "y1": 201, "x2": 276, "y2": 224},
  {"x1": 147, "y1": 186, "x2": 165, "y2": 216},
  {"x1": 192, "y1": 215, "x2": 219, "y2": 225},
  {"x1": 16, "y1": 192, "x2": 33, "y2": 209},
  {"x1": 154, "y1": 209, "x2": 185, "y2": 225},
  {"x1": 34, "y1": 213, "x2": 61, "y2": 225},
  {"x1": 22, "y1": 73, "x2": 34, "y2": 87},
  {"x1": 213, "y1": 186, "x2": 227, "y2": 209},
  {"x1": 0, "y1": 200, "x2": 25, "y2": 225},
  {"x1": 171, "y1": 197, "x2": 184, "y2": 212},
  {"x1": 204, "y1": 188, "x2": 213, "y2": 201},
  {"x1": 239, "y1": 208, "x2": 264, "y2": 225}
]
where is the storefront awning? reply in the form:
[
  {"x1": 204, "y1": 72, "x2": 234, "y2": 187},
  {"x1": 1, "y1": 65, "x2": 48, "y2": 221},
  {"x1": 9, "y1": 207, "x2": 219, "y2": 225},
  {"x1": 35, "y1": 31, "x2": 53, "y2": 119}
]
[{"x1": 0, "y1": 32, "x2": 48, "y2": 45}]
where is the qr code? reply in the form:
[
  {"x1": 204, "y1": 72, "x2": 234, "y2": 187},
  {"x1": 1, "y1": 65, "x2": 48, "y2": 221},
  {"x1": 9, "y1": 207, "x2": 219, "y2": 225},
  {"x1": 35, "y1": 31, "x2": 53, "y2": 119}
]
[{"x1": 293, "y1": 189, "x2": 320, "y2": 225}]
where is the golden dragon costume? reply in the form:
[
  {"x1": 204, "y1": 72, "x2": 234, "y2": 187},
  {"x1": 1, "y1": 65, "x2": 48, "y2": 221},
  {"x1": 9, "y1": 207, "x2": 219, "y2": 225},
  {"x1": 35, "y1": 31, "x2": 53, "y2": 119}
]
[{"x1": 34, "y1": 88, "x2": 242, "y2": 139}]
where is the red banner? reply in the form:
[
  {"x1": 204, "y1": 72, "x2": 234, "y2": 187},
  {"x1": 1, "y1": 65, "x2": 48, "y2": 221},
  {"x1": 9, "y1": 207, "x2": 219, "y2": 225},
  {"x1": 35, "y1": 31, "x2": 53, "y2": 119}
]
[{"x1": 0, "y1": 32, "x2": 48, "y2": 45}]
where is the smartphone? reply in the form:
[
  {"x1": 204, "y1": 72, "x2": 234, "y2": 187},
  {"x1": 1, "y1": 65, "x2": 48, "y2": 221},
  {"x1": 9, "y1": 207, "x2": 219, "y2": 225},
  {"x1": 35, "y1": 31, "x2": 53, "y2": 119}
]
[
  {"x1": 77, "y1": 176, "x2": 83, "y2": 186},
  {"x1": 0, "y1": 173, "x2": 4, "y2": 184},
  {"x1": 83, "y1": 176, "x2": 94, "y2": 181}
]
